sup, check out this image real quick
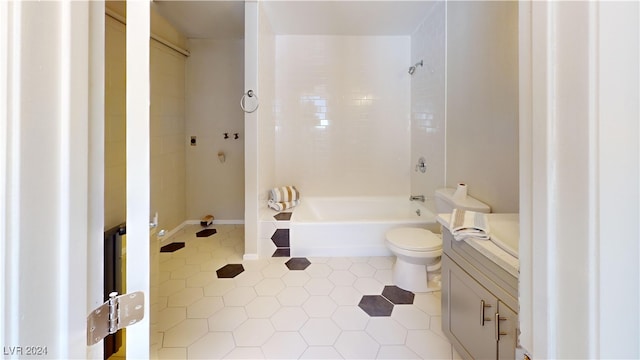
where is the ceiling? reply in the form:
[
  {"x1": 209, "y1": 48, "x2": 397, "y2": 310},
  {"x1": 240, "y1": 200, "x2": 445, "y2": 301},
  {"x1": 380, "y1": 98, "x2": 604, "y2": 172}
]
[{"x1": 152, "y1": 1, "x2": 437, "y2": 39}]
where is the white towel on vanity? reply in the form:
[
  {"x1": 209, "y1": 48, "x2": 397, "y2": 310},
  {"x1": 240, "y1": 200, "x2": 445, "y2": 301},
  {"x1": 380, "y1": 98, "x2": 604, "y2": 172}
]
[{"x1": 450, "y1": 209, "x2": 491, "y2": 241}]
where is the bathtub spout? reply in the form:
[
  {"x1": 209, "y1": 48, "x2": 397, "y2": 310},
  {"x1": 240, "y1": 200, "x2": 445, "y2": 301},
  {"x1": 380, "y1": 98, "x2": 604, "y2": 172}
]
[{"x1": 409, "y1": 195, "x2": 425, "y2": 202}]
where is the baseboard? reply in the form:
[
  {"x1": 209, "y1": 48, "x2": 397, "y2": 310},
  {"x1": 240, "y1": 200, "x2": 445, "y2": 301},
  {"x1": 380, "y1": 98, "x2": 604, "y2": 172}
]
[
  {"x1": 185, "y1": 219, "x2": 245, "y2": 225},
  {"x1": 243, "y1": 253, "x2": 259, "y2": 261},
  {"x1": 159, "y1": 219, "x2": 245, "y2": 246},
  {"x1": 158, "y1": 220, "x2": 189, "y2": 246}
]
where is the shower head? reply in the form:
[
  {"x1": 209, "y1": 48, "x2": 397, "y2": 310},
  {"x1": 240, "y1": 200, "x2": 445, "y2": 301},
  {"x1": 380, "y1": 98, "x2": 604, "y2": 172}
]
[{"x1": 408, "y1": 60, "x2": 424, "y2": 75}]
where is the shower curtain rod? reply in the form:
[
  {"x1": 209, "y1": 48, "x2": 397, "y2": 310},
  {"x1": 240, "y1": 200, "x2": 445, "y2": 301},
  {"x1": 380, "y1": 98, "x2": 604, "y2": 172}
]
[{"x1": 105, "y1": 9, "x2": 191, "y2": 57}]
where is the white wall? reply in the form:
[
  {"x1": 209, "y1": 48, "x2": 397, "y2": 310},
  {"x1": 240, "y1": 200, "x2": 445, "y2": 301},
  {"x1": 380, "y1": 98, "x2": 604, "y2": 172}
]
[
  {"x1": 274, "y1": 36, "x2": 411, "y2": 197},
  {"x1": 410, "y1": 1, "x2": 446, "y2": 200},
  {"x1": 105, "y1": 16, "x2": 127, "y2": 230},
  {"x1": 106, "y1": 4, "x2": 189, "y2": 232},
  {"x1": 257, "y1": 6, "x2": 277, "y2": 206},
  {"x1": 186, "y1": 39, "x2": 245, "y2": 221},
  {"x1": 150, "y1": 40, "x2": 187, "y2": 232},
  {"x1": 446, "y1": 1, "x2": 519, "y2": 213}
]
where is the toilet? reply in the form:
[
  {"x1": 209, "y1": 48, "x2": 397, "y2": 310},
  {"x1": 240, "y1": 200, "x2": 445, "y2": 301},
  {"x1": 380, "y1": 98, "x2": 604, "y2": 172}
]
[{"x1": 385, "y1": 188, "x2": 490, "y2": 292}]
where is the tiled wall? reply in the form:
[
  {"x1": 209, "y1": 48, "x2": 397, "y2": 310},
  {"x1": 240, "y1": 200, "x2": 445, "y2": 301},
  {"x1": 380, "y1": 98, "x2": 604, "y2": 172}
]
[
  {"x1": 274, "y1": 36, "x2": 411, "y2": 197},
  {"x1": 446, "y1": 1, "x2": 519, "y2": 213},
  {"x1": 185, "y1": 39, "x2": 245, "y2": 221},
  {"x1": 410, "y1": 2, "x2": 446, "y2": 201}
]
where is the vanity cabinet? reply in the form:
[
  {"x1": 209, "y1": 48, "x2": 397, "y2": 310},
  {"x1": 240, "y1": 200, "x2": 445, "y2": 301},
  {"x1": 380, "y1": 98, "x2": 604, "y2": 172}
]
[{"x1": 441, "y1": 228, "x2": 518, "y2": 360}]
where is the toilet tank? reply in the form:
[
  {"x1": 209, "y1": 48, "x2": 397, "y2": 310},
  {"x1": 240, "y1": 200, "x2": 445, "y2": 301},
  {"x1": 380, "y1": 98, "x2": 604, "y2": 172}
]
[{"x1": 434, "y1": 188, "x2": 491, "y2": 214}]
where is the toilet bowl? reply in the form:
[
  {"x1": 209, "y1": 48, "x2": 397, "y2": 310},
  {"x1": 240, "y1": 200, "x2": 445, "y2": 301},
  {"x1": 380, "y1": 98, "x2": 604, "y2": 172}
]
[
  {"x1": 386, "y1": 187, "x2": 491, "y2": 293},
  {"x1": 385, "y1": 227, "x2": 442, "y2": 293}
]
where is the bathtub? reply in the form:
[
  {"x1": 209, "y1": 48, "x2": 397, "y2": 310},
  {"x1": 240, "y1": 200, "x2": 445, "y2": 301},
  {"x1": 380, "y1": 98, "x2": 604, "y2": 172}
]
[{"x1": 290, "y1": 196, "x2": 439, "y2": 257}]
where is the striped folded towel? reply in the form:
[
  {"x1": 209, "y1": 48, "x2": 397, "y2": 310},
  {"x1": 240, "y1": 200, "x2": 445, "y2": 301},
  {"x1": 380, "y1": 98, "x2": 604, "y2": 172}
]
[
  {"x1": 450, "y1": 209, "x2": 491, "y2": 241},
  {"x1": 268, "y1": 199, "x2": 300, "y2": 212},
  {"x1": 269, "y1": 185, "x2": 300, "y2": 202}
]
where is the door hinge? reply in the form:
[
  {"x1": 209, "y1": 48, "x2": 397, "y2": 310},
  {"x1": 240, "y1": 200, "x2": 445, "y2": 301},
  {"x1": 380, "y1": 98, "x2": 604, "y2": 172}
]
[{"x1": 87, "y1": 291, "x2": 145, "y2": 346}]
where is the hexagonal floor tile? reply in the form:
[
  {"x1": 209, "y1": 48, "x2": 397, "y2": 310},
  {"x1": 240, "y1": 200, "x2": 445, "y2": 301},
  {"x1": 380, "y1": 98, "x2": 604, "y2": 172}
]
[
  {"x1": 349, "y1": 262, "x2": 376, "y2": 277},
  {"x1": 160, "y1": 242, "x2": 185, "y2": 253},
  {"x1": 366, "y1": 317, "x2": 408, "y2": 345},
  {"x1": 273, "y1": 212, "x2": 293, "y2": 221},
  {"x1": 303, "y1": 296, "x2": 338, "y2": 318},
  {"x1": 391, "y1": 304, "x2": 431, "y2": 330},
  {"x1": 245, "y1": 296, "x2": 280, "y2": 318},
  {"x1": 254, "y1": 278, "x2": 286, "y2": 296},
  {"x1": 300, "y1": 318, "x2": 341, "y2": 345},
  {"x1": 282, "y1": 271, "x2": 311, "y2": 287},
  {"x1": 222, "y1": 286, "x2": 257, "y2": 307},
  {"x1": 270, "y1": 306, "x2": 309, "y2": 331},
  {"x1": 276, "y1": 286, "x2": 310, "y2": 306},
  {"x1": 261, "y1": 332, "x2": 308, "y2": 359},
  {"x1": 233, "y1": 319, "x2": 275, "y2": 346},
  {"x1": 162, "y1": 319, "x2": 208, "y2": 347},
  {"x1": 285, "y1": 257, "x2": 312, "y2": 270},
  {"x1": 216, "y1": 264, "x2": 244, "y2": 278},
  {"x1": 186, "y1": 296, "x2": 224, "y2": 319},
  {"x1": 328, "y1": 270, "x2": 356, "y2": 286},
  {"x1": 382, "y1": 285, "x2": 415, "y2": 305},
  {"x1": 167, "y1": 287, "x2": 203, "y2": 307},
  {"x1": 207, "y1": 306, "x2": 247, "y2": 331},
  {"x1": 358, "y1": 295, "x2": 394, "y2": 317},
  {"x1": 272, "y1": 248, "x2": 290, "y2": 257},
  {"x1": 334, "y1": 331, "x2": 380, "y2": 359},
  {"x1": 332, "y1": 306, "x2": 370, "y2": 331},
  {"x1": 187, "y1": 332, "x2": 235, "y2": 359},
  {"x1": 304, "y1": 278, "x2": 335, "y2": 296},
  {"x1": 196, "y1": 228, "x2": 217, "y2": 237}
]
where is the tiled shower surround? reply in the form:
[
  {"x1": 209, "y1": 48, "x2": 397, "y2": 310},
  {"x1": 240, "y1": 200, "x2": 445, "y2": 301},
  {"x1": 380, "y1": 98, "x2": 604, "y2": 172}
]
[
  {"x1": 273, "y1": 36, "x2": 411, "y2": 197},
  {"x1": 156, "y1": 224, "x2": 460, "y2": 359}
]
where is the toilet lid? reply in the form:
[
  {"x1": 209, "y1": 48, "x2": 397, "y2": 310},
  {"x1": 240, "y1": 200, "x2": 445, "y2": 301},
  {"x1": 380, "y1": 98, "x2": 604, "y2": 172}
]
[{"x1": 386, "y1": 228, "x2": 442, "y2": 251}]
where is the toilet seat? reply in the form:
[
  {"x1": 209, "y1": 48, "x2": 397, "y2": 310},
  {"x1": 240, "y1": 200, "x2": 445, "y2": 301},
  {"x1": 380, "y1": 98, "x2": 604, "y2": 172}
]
[{"x1": 386, "y1": 228, "x2": 442, "y2": 252}]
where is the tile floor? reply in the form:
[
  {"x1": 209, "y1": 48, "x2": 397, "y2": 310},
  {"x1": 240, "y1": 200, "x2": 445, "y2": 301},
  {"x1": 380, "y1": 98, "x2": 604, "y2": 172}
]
[{"x1": 155, "y1": 224, "x2": 461, "y2": 359}]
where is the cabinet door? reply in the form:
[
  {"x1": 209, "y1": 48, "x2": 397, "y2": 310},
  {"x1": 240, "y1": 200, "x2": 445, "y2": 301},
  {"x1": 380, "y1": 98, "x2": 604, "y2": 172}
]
[
  {"x1": 448, "y1": 262, "x2": 497, "y2": 360},
  {"x1": 497, "y1": 301, "x2": 517, "y2": 360}
]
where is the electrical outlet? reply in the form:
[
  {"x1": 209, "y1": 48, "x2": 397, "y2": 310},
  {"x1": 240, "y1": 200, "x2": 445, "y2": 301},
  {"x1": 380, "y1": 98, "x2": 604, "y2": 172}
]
[{"x1": 190, "y1": 136, "x2": 197, "y2": 146}]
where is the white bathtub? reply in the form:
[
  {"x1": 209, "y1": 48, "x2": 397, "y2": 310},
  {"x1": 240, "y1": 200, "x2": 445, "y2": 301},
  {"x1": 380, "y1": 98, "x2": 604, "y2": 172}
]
[{"x1": 290, "y1": 196, "x2": 439, "y2": 257}]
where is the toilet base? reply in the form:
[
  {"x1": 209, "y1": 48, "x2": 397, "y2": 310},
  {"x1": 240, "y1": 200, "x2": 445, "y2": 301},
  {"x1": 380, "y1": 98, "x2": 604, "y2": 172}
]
[{"x1": 392, "y1": 258, "x2": 442, "y2": 293}]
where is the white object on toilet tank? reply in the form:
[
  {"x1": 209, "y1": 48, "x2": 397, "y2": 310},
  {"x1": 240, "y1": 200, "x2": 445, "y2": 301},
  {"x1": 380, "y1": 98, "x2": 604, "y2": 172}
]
[
  {"x1": 453, "y1": 183, "x2": 468, "y2": 201},
  {"x1": 434, "y1": 187, "x2": 491, "y2": 213}
]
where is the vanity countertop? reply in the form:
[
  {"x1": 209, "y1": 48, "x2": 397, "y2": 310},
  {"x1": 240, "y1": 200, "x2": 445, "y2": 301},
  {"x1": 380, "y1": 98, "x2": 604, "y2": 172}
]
[{"x1": 437, "y1": 212, "x2": 520, "y2": 277}]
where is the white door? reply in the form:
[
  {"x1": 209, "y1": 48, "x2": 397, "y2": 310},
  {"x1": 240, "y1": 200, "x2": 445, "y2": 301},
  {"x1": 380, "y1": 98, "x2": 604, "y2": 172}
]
[
  {"x1": 124, "y1": 1, "x2": 151, "y2": 358},
  {"x1": 1, "y1": 1, "x2": 150, "y2": 358}
]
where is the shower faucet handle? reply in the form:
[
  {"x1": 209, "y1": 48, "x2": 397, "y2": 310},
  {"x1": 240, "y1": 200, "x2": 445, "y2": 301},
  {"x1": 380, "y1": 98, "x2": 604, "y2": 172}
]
[{"x1": 415, "y1": 157, "x2": 427, "y2": 173}]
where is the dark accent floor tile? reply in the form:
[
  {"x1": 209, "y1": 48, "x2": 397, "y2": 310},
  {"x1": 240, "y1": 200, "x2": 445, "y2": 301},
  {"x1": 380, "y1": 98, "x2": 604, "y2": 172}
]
[
  {"x1": 382, "y1": 285, "x2": 415, "y2": 305},
  {"x1": 196, "y1": 228, "x2": 217, "y2": 237},
  {"x1": 285, "y1": 257, "x2": 311, "y2": 270},
  {"x1": 271, "y1": 229, "x2": 290, "y2": 248},
  {"x1": 216, "y1": 264, "x2": 244, "y2": 278},
  {"x1": 358, "y1": 295, "x2": 394, "y2": 317},
  {"x1": 160, "y1": 242, "x2": 185, "y2": 253},
  {"x1": 274, "y1": 212, "x2": 293, "y2": 221},
  {"x1": 272, "y1": 248, "x2": 290, "y2": 257}
]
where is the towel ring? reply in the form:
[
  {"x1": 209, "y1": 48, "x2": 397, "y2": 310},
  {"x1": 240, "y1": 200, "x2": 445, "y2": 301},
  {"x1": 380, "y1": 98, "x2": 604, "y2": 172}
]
[{"x1": 240, "y1": 90, "x2": 259, "y2": 113}]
